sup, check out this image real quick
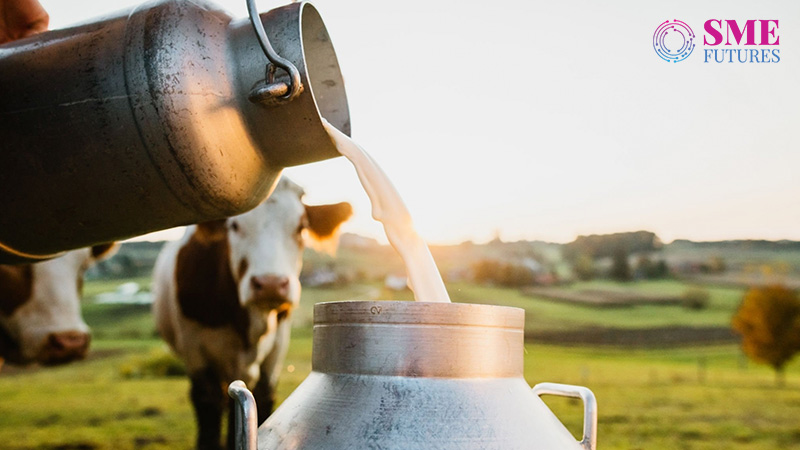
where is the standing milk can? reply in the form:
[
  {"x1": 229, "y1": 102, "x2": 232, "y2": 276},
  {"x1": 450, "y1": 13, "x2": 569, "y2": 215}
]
[
  {"x1": 229, "y1": 301, "x2": 598, "y2": 449},
  {"x1": 0, "y1": 0, "x2": 349, "y2": 263}
]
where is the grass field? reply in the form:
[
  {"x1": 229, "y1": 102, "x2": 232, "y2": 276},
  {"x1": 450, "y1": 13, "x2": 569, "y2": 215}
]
[
  {"x1": 449, "y1": 280, "x2": 745, "y2": 332},
  {"x1": 1, "y1": 279, "x2": 799, "y2": 449}
]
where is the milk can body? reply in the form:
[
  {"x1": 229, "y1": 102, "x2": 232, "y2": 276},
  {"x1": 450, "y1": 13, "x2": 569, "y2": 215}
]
[
  {"x1": 255, "y1": 301, "x2": 597, "y2": 450},
  {"x1": 0, "y1": 0, "x2": 349, "y2": 263}
]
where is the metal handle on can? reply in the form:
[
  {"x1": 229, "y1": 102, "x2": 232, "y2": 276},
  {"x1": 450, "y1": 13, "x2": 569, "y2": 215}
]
[
  {"x1": 246, "y1": 0, "x2": 303, "y2": 105},
  {"x1": 532, "y1": 382, "x2": 597, "y2": 450},
  {"x1": 228, "y1": 380, "x2": 258, "y2": 450}
]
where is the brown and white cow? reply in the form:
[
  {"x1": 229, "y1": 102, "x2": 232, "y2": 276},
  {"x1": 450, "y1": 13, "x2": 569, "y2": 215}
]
[
  {"x1": 152, "y1": 178, "x2": 352, "y2": 450},
  {"x1": 0, "y1": 244, "x2": 117, "y2": 368}
]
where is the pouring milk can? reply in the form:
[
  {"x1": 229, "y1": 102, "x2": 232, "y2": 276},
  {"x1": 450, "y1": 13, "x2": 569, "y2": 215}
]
[
  {"x1": 229, "y1": 301, "x2": 598, "y2": 450},
  {"x1": 0, "y1": 0, "x2": 349, "y2": 263}
]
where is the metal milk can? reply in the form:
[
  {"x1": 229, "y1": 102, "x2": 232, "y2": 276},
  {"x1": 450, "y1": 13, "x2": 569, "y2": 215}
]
[
  {"x1": 229, "y1": 301, "x2": 598, "y2": 450},
  {"x1": 0, "y1": 0, "x2": 349, "y2": 263}
]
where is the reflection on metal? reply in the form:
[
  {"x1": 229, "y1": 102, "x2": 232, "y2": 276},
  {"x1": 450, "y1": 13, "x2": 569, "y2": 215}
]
[
  {"x1": 0, "y1": 0, "x2": 350, "y2": 263},
  {"x1": 228, "y1": 380, "x2": 258, "y2": 450},
  {"x1": 254, "y1": 301, "x2": 598, "y2": 449}
]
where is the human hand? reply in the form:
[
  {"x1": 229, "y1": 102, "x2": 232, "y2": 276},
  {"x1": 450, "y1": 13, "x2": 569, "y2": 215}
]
[{"x1": 0, "y1": 0, "x2": 49, "y2": 45}]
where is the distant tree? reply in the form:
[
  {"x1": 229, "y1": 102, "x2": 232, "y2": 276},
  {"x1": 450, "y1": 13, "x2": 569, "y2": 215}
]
[
  {"x1": 573, "y1": 254, "x2": 596, "y2": 281},
  {"x1": 681, "y1": 287, "x2": 710, "y2": 310},
  {"x1": 731, "y1": 285, "x2": 800, "y2": 386},
  {"x1": 609, "y1": 248, "x2": 631, "y2": 282},
  {"x1": 636, "y1": 256, "x2": 670, "y2": 279},
  {"x1": 635, "y1": 255, "x2": 653, "y2": 279},
  {"x1": 708, "y1": 256, "x2": 726, "y2": 274},
  {"x1": 653, "y1": 260, "x2": 670, "y2": 278},
  {"x1": 472, "y1": 259, "x2": 536, "y2": 287},
  {"x1": 500, "y1": 264, "x2": 536, "y2": 287},
  {"x1": 563, "y1": 231, "x2": 661, "y2": 261},
  {"x1": 700, "y1": 256, "x2": 727, "y2": 274},
  {"x1": 473, "y1": 260, "x2": 502, "y2": 284}
]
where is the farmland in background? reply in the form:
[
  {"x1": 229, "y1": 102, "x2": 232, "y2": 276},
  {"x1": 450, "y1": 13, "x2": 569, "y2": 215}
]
[{"x1": 2, "y1": 236, "x2": 800, "y2": 449}]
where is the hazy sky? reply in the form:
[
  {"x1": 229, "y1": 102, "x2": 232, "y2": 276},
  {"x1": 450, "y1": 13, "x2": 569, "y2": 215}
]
[{"x1": 40, "y1": 0, "x2": 800, "y2": 244}]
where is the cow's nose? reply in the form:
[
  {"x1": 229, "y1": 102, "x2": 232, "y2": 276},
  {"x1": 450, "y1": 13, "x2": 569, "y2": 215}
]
[
  {"x1": 41, "y1": 331, "x2": 90, "y2": 365},
  {"x1": 250, "y1": 274, "x2": 290, "y2": 300}
]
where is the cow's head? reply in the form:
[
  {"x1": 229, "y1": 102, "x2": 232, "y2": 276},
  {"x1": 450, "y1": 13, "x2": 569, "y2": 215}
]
[
  {"x1": 198, "y1": 178, "x2": 351, "y2": 316},
  {"x1": 0, "y1": 244, "x2": 117, "y2": 366}
]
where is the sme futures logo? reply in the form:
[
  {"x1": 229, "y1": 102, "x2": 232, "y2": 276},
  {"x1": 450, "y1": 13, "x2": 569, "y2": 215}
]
[
  {"x1": 653, "y1": 20, "x2": 695, "y2": 62},
  {"x1": 653, "y1": 19, "x2": 780, "y2": 63}
]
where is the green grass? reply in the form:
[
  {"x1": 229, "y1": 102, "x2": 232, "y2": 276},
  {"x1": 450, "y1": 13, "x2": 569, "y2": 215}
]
[
  {"x1": 0, "y1": 339, "x2": 192, "y2": 450},
  {"x1": 528, "y1": 345, "x2": 800, "y2": 449},
  {"x1": 2, "y1": 278, "x2": 798, "y2": 449},
  {"x1": 3, "y1": 338, "x2": 800, "y2": 450},
  {"x1": 82, "y1": 303, "x2": 158, "y2": 340},
  {"x1": 444, "y1": 280, "x2": 745, "y2": 331},
  {"x1": 82, "y1": 276, "x2": 153, "y2": 300}
]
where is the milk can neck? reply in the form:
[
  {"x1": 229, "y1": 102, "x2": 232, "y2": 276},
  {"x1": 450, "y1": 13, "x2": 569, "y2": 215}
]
[{"x1": 311, "y1": 301, "x2": 525, "y2": 378}]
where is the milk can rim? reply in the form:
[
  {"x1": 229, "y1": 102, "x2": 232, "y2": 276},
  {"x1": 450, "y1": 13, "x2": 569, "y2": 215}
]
[{"x1": 313, "y1": 300, "x2": 525, "y2": 329}]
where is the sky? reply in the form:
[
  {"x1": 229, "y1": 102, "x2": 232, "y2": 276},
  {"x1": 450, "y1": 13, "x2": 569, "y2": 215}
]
[{"x1": 40, "y1": 0, "x2": 800, "y2": 245}]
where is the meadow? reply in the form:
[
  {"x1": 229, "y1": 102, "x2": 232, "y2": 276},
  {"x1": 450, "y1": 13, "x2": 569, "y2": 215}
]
[{"x1": 1, "y1": 279, "x2": 799, "y2": 449}]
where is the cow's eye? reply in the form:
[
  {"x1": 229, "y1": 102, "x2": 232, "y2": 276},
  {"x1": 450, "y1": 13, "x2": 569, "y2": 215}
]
[{"x1": 229, "y1": 221, "x2": 240, "y2": 233}]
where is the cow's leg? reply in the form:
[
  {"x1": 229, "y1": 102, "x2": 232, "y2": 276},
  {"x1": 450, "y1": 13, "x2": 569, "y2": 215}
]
[
  {"x1": 190, "y1": 367, "x2": 225, "y2": 450},
  {"x1": 252, "y1": 371, "x2": 277, "y2": 424},
  {"x1": 226, "y1": 397, "x2": 237, "y2": 450},
  {"x1": 253, "y1": 318, "x2": 292, "y2": 424}
]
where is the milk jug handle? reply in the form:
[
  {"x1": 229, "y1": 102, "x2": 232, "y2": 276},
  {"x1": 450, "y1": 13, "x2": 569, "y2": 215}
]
[
  {"x1": 246, "y1": 0, "x2": 303, "y2": 104},
  {"x1": 228, "y1": 381, "x2": 258, "y2": 450},
  {"x1": 532, "y1": 382, "x2": 597, "y2": 450}
]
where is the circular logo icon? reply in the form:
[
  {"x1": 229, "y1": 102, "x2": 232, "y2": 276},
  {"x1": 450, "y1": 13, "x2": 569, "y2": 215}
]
[{"x1": 653, "y1": 20, "x2": 695, "y2": 62}]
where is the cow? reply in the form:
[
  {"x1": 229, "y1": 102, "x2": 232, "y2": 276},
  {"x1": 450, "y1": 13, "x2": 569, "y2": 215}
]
[
  {"x1": 0, "y1": 244, "x2": 117, "y2": 369},
  {"x1": 152, "y1": 177, "x2": 352, "y2": 450}
]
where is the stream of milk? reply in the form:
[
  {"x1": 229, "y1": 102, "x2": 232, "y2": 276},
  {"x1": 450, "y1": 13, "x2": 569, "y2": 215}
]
[{"x1": 323, "y1": 121, "x2": 450, "y2": 303}]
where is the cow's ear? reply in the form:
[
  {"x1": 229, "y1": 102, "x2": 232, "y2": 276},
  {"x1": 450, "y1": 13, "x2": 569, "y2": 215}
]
[
  {"x1": 194, "y1": 220, "x2": 228, "y2": 243},
  {"x1": 304, "y1": 202, "x2": 352, "y2": 253},
  {"x1": 90, "y1": 242, "x2": 119, "y2": 261}
]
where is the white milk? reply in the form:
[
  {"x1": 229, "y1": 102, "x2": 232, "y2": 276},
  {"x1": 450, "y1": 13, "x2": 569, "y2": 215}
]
[{"x1": 323, "y1": 121, "x2": 450, "y2": 303}]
